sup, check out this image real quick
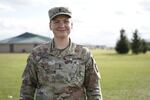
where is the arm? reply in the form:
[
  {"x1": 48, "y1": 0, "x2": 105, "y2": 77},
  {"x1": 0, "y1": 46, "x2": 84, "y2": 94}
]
[
  {"x1": 19, "y1": 53, "x2": 38, "y2": 100},
  {"x1": 84, "y1": 52, "x2": 103, "y2": 100}
]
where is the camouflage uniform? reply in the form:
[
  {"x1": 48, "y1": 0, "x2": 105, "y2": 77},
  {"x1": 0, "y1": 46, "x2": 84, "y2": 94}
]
[{"x1": 20, "y1": 39, "x2": 102, "y2": 100}]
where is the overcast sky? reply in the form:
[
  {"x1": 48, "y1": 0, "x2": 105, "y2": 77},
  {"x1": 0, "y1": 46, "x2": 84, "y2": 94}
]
[{"x1": 0, "y1": 0, "x2": 150, "y2": 46}]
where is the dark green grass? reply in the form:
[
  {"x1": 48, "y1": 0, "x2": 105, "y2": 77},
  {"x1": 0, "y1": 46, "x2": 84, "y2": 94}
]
[{"x1": 0, "y1": 50, "x2": 150, "y2": 100}]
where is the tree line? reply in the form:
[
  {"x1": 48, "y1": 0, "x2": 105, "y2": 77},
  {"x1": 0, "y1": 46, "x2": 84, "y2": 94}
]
[{"x1": 115, "y1": 29, "x2": 148, "y2": 54}]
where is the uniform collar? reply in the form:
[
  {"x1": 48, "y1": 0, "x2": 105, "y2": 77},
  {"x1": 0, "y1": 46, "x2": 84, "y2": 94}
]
[{"x1": 49, "y1": 38, "x2": 76, "y2": 57}]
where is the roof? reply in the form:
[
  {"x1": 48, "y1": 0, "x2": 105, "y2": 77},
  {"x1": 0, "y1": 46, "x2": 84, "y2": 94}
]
[{"x1": 0, "y1": 32, "x2": 51, "y2": 44}]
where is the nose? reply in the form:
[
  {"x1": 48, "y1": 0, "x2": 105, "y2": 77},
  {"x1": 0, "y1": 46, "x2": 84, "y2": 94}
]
[{"x1": 58, "y1": 21, "x2": 65, "y2": 28}]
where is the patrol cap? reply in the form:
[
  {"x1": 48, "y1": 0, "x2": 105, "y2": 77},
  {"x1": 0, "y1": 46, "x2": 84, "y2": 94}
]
[{"x1": 48, "y1": 7, "x2": 72, "y2": 20}]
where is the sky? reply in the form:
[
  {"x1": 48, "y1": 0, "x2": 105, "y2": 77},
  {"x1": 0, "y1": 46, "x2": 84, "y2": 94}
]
[{"x1": 0, "y1": 0, "x2": 150, "y2": 47}]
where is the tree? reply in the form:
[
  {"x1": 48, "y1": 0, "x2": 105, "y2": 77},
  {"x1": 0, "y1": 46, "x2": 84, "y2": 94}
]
[
  {"x1": 140, "y1": 39, "x2": 148, "y2": 53},
  {"x1": 131, "y1": 29, "x2": 141, "y2": 54},
  {"x1": 115, "y1": 29, "x2": 130, "y2": 54}
]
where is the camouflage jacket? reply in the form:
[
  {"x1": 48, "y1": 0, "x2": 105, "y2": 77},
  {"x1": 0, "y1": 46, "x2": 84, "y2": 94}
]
[{"x1": 20, "y1": 39, "x2": 102, "y2": 100}]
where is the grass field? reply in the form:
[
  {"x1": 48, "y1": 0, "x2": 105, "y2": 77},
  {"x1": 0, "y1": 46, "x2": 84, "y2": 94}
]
[{"x1": 0, "y1": 49, "x2": 150, "y2": 100}]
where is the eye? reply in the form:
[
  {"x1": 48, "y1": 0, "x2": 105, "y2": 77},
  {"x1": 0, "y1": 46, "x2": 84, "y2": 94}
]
[
  {"x1": 53, "y1": 20, "x2": 59, "y2": 24},
  {"x1": 64, "y1": 20, "x2": 69, "y2": 24}
]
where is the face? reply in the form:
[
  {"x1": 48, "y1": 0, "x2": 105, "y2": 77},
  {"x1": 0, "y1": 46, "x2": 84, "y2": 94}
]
[{"x1": 49, "y1": 15, "x2": 73, "y2": 39}]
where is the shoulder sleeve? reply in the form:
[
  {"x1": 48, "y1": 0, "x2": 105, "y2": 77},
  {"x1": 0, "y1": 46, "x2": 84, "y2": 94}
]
[
  {"x1": 83, "y1": 47, "x2": 103, "y2": 100},
  {"x1": 19, "y1": 50, "x2": 38, "y2": 100}
]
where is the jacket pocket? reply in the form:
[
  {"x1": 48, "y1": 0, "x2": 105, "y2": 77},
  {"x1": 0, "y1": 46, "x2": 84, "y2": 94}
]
[{"x1": 68, "y1": 58, "x2": 85, "y2": 86}]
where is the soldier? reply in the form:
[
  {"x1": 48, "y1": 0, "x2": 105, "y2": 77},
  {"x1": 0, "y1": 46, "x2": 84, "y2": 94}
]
[{"x1": 19, "y1": 7, "x2": 103, "y2": 100}]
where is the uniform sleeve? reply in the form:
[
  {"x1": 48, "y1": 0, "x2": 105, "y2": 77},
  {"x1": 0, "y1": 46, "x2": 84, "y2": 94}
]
[
  {"x1": 84, "y1": 51, "x2": 103, "y2": 100},
  {"x1": 19, "y1": 53, "x2": 38, "y2": 100}
]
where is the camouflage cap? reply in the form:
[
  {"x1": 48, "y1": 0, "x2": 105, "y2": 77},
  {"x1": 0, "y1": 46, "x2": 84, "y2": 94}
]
[{"x1": 48, "y1": 7, "x2": 72, "y2": 20}]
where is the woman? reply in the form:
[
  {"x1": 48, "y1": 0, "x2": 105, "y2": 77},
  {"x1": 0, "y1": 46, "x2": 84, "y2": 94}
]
[{"x1": 20, "y1": 6, "x2": 103, "y2": 100}]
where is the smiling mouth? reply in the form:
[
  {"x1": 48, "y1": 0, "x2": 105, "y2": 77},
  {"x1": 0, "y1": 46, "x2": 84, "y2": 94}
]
[{"x1": 59, "y1": 29, "x2": 65, "y2": 31}]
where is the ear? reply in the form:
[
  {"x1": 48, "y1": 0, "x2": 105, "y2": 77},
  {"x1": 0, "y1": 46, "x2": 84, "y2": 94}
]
[
  {"x1": 71, "y1": 22, "x2": 73, "y2": 29},
  {"x1": 49, "y1": 21, "x2": 52, "y2": 30}
]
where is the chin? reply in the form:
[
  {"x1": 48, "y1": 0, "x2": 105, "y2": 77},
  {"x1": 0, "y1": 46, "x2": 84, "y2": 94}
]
[{"x1": 56, "y1": 35, "x2": 68, "y2": 39}]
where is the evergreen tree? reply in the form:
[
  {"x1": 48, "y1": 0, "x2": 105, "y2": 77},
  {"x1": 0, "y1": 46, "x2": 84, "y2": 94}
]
[
  {"x1": 140, "y1": 39, "x2": 148, "y2": 53},
  {"x1": 131, "y1": 29, "x2": 141, "y2": 54},
  {"x1": 115, "y1": 29, "x2": 130, "y2": 54}
]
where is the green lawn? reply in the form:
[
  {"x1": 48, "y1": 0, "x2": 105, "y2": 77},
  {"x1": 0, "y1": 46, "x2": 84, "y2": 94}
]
[
  {"x1": 0, "y1": 50, "x2": 150, "y2": 100},
  {"x1": 0, "y1": 53, "x2": 28, "y2": 100},
  {"x1": 92, "y1": 49, "x2": 150, "y2": 100}
]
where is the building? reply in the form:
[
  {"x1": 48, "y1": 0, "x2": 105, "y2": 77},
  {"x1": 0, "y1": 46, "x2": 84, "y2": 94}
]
[{"x1": 0, "y1": 32, "x2": 51, "y2": 53}]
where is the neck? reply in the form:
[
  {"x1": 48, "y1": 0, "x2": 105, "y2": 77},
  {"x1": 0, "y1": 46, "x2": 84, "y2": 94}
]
[{"x1": 54, "y1": 37, "x2": 70, "y2": 49}]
